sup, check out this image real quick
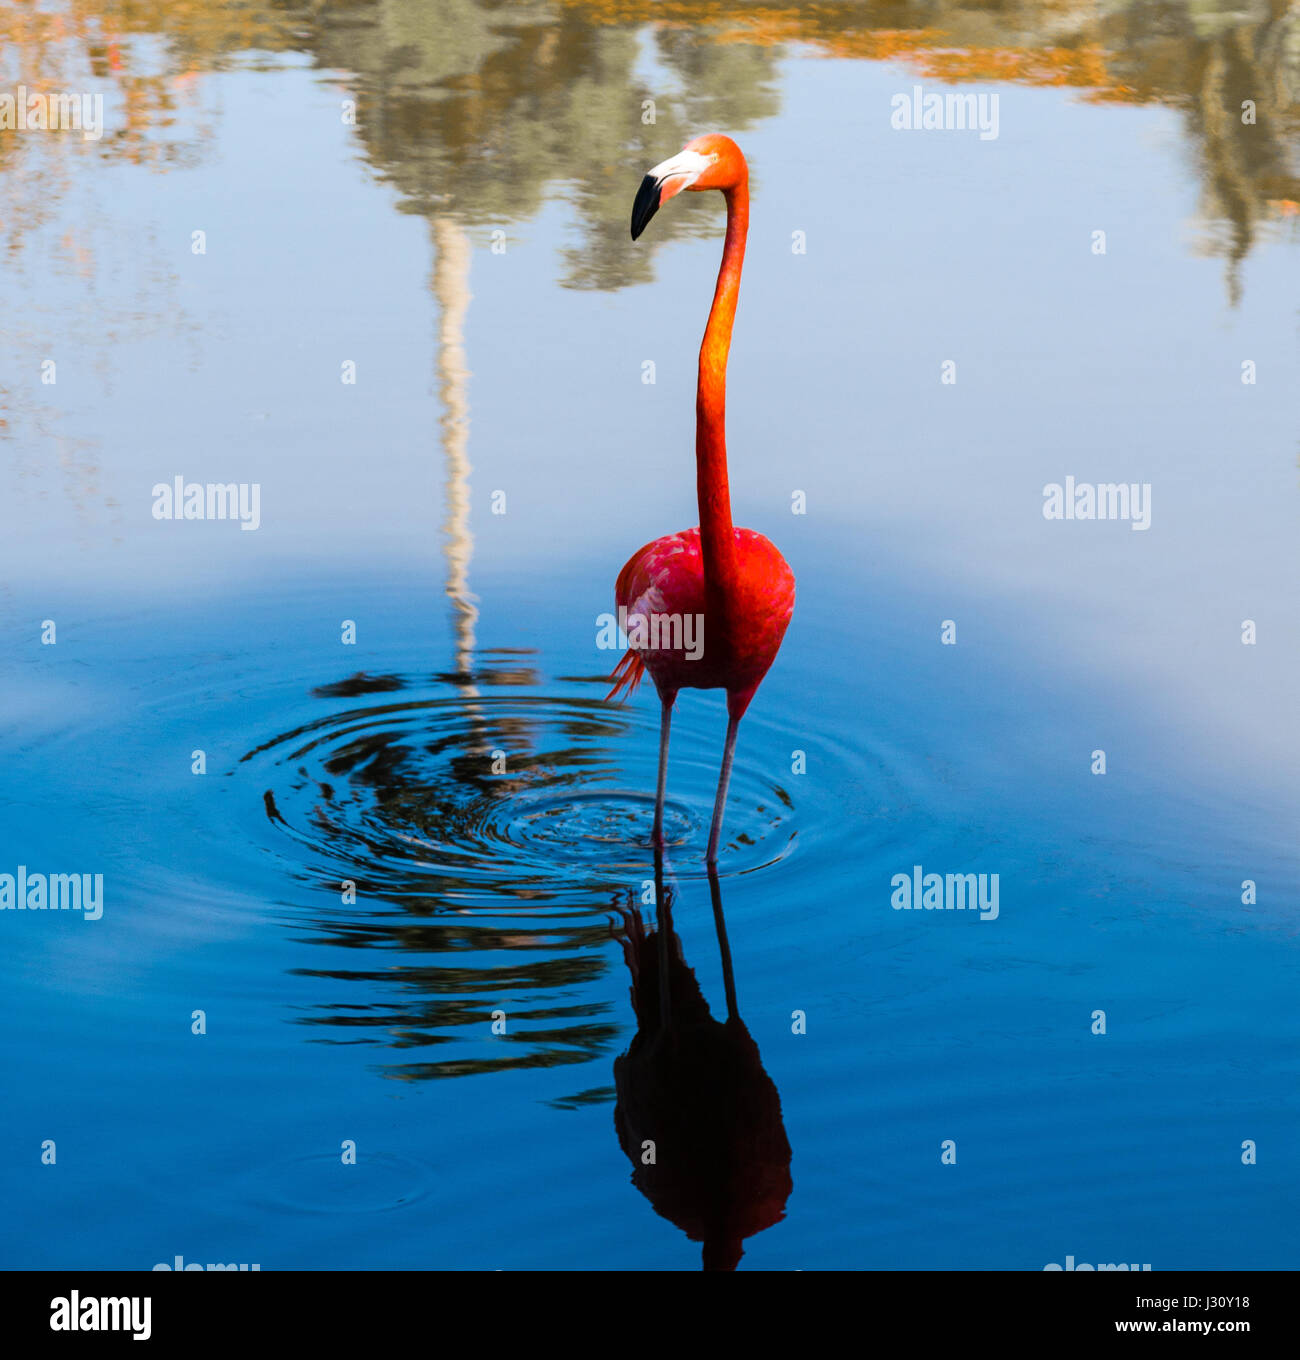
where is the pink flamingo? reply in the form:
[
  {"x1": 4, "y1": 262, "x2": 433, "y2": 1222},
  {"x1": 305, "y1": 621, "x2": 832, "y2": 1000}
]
[{"x1": 609, "y1": 135, "x2": 795, "y2": 866}]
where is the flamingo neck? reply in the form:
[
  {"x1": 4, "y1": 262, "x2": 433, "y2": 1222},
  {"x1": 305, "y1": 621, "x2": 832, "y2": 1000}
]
[{"x1": 696, "y1": 174, "x2": 748, "y2": 611}]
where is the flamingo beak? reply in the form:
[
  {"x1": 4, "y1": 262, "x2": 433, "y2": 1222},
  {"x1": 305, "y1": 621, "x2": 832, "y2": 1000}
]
[{"x1": 631, "y1": 149, "x2": 710, "y2": 240}]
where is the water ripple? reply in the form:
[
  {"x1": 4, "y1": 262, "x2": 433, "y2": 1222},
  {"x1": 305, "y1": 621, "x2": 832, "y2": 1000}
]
[
  {"x1": 238, "y1": 679, "x2": 797, "y2": 902},
  {"x1": 218, "y1": 665, "x2": 811, "y2": 1080}
]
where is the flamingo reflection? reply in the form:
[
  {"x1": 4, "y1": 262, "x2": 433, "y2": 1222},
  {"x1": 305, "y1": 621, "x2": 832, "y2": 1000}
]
[{"x1": 611, "y1": 854, "x2": 792, "y2": 1270}]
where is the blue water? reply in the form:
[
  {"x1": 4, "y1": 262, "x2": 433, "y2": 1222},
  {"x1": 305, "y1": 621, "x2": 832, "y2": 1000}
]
[{"x1": 2, "y1": 2, "x2": 1298, "y2": 1270}]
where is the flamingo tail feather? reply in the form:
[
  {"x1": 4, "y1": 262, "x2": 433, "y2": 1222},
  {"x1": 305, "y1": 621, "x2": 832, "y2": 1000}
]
[{"x1": 606, "y1": 648, "x2": 645, "y2": 702}]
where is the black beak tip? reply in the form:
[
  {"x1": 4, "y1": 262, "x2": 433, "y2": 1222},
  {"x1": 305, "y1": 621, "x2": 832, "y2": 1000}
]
[{"x1": 630, "y1": 172, "x2": 661, "y2": 241}]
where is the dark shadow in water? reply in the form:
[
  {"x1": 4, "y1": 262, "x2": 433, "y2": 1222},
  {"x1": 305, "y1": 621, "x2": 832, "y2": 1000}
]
[
  {"x1": 612, "y1": 851, "x2": 792, "y2": 1271},
  {"x1": 240, "y1": 652, "x2": 794, "y2": 1085},
  {"x1": 242, "y1": 664, "x2": 666, "y2": 1079}
]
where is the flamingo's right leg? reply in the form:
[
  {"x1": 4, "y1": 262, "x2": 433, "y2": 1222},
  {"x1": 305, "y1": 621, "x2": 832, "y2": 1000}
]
[{"x1": 652, "y1": 697, "x2": 673, "y2": 848}]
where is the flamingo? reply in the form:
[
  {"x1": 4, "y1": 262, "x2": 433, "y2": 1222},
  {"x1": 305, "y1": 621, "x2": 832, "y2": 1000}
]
[{"x1": 609, "y1": 134, "x2": 795, "y2": 866}]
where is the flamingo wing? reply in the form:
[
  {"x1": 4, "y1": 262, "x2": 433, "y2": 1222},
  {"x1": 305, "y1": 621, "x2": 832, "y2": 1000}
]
[{"x1": 607, "y1": 530, "x2": 705, "y2": 701}]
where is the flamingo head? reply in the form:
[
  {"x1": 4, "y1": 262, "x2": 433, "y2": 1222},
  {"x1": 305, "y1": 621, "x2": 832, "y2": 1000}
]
[{"x1": 631, "y1": 134, "x2": 747, "y2": 240}]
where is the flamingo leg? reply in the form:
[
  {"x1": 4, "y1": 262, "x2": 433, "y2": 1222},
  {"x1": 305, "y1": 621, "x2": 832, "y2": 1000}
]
[
  {"x1": 705, "y1": 713, "x2": 740, "y2": 867},
  {"x1": 652, "y1": 698, "x2": 673, "y2": 848}
]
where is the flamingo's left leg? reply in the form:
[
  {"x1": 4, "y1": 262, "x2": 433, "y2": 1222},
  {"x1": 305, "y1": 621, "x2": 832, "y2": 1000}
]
[{"x1": 705, "y1": 713, "x2": 741, "y2": 867}]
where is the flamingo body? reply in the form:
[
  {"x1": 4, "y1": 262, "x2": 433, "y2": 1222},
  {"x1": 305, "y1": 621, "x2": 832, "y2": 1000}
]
[{"x1": 611, "y1": 527, "x2": 794, "y2": 719}]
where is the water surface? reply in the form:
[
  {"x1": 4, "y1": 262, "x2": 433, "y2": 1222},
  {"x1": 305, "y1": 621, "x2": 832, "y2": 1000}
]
[{"x1": 2, "y1": 0, "x2": 1298, "y2": 1270}]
